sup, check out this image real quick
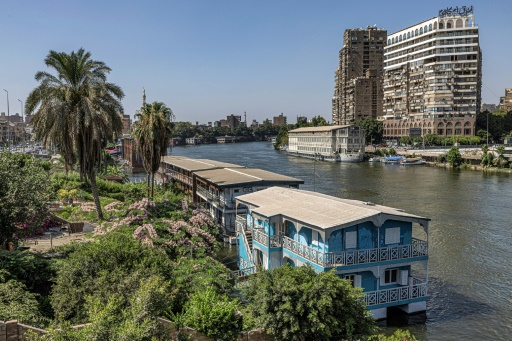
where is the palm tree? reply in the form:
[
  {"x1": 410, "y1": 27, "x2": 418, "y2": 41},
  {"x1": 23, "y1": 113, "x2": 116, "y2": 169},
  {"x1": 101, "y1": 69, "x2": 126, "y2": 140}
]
[
  {"x1": 26, "y1": 49, "x2": 124, "y2": 219},
  {"x1": 131, "y1": 101, "x2": 174, "y2": 198}
]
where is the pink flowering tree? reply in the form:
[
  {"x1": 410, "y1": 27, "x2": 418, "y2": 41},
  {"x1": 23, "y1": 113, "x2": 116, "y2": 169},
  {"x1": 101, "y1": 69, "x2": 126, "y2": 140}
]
[{"x1": 94, "y1": 198, "x2": 220, "y2": 259}]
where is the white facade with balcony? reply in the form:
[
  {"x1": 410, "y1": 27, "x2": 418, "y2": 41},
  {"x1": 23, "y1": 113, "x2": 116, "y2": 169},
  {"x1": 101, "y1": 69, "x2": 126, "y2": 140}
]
[{"x1": 382, "y1": 7, "x2": 481, "y2": 138}]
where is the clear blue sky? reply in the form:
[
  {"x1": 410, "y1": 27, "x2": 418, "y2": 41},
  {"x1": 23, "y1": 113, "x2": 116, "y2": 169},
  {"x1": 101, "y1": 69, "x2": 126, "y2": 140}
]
[{"x1": 1, "y1": 1, "x2": 510, "y2": 124}]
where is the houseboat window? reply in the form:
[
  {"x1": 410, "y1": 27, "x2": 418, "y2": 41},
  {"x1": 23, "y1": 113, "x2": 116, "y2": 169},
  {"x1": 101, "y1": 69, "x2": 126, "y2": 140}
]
[
  {"x1": 234, "y1": 189, "x2": 239, "y2": 193},
  {"x1": 312, "y1": 230, "x2": 318, "y2": 246},
  {"x1": 385, "y1": 227, "x2": 400, "y2": 244},
  {"x1": 345, "y1": 231, "x2": 357, "y2": 249},
  {"x1": 384, "y1": 269, "x2": 398, "y2": 284},
  {"x1": 344, "y1": 274, "x2": 355, "y2": 287}
]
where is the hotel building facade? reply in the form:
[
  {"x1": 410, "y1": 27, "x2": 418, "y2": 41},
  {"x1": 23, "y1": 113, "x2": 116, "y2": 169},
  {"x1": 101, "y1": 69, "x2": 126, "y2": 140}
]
[{"x1": 382, "y1": 7, "x2": 481, "y2": 139}]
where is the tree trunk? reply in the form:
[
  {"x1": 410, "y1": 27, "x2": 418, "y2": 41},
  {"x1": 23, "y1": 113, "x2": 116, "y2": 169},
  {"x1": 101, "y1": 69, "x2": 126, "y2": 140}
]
[
  {"x1": 89, "y1": 174, "x2": 104, "y2": 220},
  {"x1": 151, "y1": 172, "x2": 155, "y2": 199},
  {"x1": 146, "y1": 172, "x2": 151, "y2": 198}
]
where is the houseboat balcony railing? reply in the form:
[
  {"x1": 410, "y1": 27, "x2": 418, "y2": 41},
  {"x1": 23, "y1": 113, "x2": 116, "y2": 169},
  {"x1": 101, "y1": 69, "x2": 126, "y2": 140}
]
[
  {"x1": 252, "y1": 229, "x2": 282, "y2": 248},
  {"x1": 219, "y1": 196, "x2": 236, "y2": 208},
  {"x1": 196, "y1": 188, "x2": 236, "y2": 208},
  {"x1": 229, "y1": 266, "x2": 256, "y2": 279},
  {"x1": 253, "y1": 229, "x2": 268, "y2": 247},
  {"x1": 364, "y1": 278, "x2": 428, "y2": 307},
  {"x1": 166, "y1": 170, "x2": 192, "y2": 186},
  {"x1": 235, "y1": 215, "x2": 247, "y2": 227},
  {"x1": 196, "y1": 187, "x2": 213, "y2": 200},
  {"x1": 282, "y1": 236, "x2": 427, "y2": 267}
]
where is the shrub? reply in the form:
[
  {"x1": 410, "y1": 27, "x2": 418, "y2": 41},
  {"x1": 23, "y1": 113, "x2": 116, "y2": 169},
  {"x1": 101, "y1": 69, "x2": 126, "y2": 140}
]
[
  {"x1": 50, "y1": 233, "x2": 176, "y2": 323},
  {"x1": 0, "y1": 279, "x2": 49, "y2": 328},
  {"x1": 446, "y1": 146, "x2": 462, "y2": 167},
  {"x1": 243, "y1": 265, "x2": 375, "y2": 340},
  {"x1": 183, "y1": 287, "x2": 241, "y2": 341}
]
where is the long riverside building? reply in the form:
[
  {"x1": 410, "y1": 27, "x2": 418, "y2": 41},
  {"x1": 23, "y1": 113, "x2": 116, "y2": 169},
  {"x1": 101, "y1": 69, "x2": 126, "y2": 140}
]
[
  {"x1": 287, "y1": 125, "x2": 365, "y2": 162},
  {"x1": 236, "y1": 187, "x2": 430, "y2": 319},
  {"x1": 158, "y1": 156, "x2": 303, "y2": 234},
  {"x1": 382, "y1": 7, "x2": 481, "y2": 139}
]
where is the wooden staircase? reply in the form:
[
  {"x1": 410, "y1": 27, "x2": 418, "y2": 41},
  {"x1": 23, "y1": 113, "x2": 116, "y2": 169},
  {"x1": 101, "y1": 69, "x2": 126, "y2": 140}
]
[{"x1": 245, "y1": 229, "x2": 253, "y2": 249}]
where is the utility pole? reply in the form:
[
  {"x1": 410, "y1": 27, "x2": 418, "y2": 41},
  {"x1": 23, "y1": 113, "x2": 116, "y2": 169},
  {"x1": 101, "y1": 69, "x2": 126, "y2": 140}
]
[
  {"x1": 18, "y1": 99, "x2": 24, "y2": 152},
  {"x1": 3, "y1": 89, "x2": 9, "y2": 148},
  {"x1": 486, "y1": 111, "x2": 489, "y2": 146}
]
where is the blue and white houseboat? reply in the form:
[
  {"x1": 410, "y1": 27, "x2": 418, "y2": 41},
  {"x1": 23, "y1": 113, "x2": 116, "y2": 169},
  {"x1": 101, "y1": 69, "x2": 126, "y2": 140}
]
[{"x1": 235, "y1": 187, "x2": 429, "y2": 319}]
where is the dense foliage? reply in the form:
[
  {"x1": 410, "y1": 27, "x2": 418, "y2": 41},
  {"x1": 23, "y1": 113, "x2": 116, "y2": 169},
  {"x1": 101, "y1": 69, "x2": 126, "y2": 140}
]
[
  {"x1": 243, "y1": 265, "x2": 376, "y2": 341},
  {"x1": 182, "y1": 287, "x2": 242, "y2": 341},
  {"x1": 446, "y1": 146, "x2": 462, "y2": 167},
  {"x1": 50, "y1": 233, "x2": 176, "y2": 323},
  {"x1": 0, "y1": 151, "x2": 51, "y2": 247},
  {"x1": 355, "y1": 119, "x2": 383, "y2": 144},
  {"x1": 475, "y1": 110, "x2": 512, "y2": 143},
  {"x1": 0, "y1": 279, "x2": 48, "y2": 327}
]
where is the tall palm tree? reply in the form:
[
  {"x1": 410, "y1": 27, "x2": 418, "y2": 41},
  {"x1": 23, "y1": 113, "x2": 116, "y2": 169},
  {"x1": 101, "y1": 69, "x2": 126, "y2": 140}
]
[
  {"x1": 131, "y1": 101, "x2": 174, "y2": 198},
  {"x1": 26, "y1": 48, "x2": 124, "y2": 219}
]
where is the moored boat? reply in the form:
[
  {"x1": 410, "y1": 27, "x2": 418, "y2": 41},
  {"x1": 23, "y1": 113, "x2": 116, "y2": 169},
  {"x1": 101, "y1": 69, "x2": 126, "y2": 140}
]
[
  {"x1": 400, "y1": 157, "x2": 426, "y2": 165},
  {"x1": 368, "y1": 156, "x2": 382, "y2": 162},
  {"x1": 382, "y1": 156, "x2": 403, "y2": 164}
]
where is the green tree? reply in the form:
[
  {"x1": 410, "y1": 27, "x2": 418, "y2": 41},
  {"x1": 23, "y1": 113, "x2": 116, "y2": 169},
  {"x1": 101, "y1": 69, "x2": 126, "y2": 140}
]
[
  {"x1": 274, "y1": 126, "x2": 289, "y2": 150},
  {"x1": 26, "y1": 49, "x2": 124, "y2": 220},
  {"x1": 0, "y1": 152, "x2": 51, "y2": 248},
  {"x1": 311, "y1": 115, "x2": 329, "y2": 127},
  {"x1": 355, "y1": 119, "x2": 383, "y2": 144},
  {"x1": 446, "y1": 146, "x2": 462, "y2": 167},
  {"x1": 0, "y1": 279, "x2": 48, "y2": 327},
  {"x1": 183, "y1": 287, "x2": 241, "y2": 341},
  {"x1": 243, "y1": 265, "x2": 375, "y2": 341},
  {"x1": 173, "y1": 122, "x2": 199, "y2": 141},
  {"x1": 253, "y1": 120, "x2": 278, "y2": 141},
  {"x1": 400, "y1": 136, "x2": 412, "y2": 146},
  {"x1": 132, "y1": 101, "x2": 174, "y2": 198},
  {"x1": 50, "y1": 233, "x2": 175, "y2": 323}
]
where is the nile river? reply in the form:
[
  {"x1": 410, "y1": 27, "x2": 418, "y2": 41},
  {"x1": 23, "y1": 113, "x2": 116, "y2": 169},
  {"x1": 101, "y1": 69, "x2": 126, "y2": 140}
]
[{"x1": 171, "y1": 141, "x2": 512, "y2": 340}]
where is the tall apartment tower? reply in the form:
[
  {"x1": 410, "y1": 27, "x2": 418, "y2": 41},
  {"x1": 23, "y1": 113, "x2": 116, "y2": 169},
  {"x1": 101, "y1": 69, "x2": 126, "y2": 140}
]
[
  {"x1": 382, "y1": 6, "x2": 481, "y2": 139},
  {"x1": 332, "y1": 26, "x2": 387, "y2": 125}
]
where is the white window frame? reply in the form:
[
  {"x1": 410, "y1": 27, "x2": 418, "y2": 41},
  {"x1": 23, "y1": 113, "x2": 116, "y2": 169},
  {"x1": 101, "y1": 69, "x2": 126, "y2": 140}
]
[
  {"x1": 385, "y1": 227, "x2": 400, "y2": 245},
  {"x1": 381, "y1": 268, "x2": 399, "y2": 285},
  {"x1": 345, "y1": 274, "x2": 362, "y2": 287}
]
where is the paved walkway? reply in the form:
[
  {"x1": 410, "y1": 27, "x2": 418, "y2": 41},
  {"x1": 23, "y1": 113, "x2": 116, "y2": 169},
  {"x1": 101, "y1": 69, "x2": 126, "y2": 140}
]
[{"x1": 22, "y1": 231, "x2": 88, "y2": 253}]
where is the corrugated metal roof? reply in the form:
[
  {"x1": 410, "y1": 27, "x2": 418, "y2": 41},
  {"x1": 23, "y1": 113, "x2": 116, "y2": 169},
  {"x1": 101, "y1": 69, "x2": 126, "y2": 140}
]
[
  {"x1": 195, "y1": 168, "x2": 303, "y2": 187},
  {"x1": 288, "y1": 125, "x2": 354, "y2": 133},
  {"x1": 161, "y1": 156, "x2": 243, "y2": 171},
  {"x1": 236, "y1": 187, "x2": 429, "y2": 230}
]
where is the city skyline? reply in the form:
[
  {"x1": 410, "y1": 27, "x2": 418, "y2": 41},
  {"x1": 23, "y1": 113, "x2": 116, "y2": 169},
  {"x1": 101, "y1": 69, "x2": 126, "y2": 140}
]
[{"x1": 1, "y1": 1, "x2": 511, "y2": 124}]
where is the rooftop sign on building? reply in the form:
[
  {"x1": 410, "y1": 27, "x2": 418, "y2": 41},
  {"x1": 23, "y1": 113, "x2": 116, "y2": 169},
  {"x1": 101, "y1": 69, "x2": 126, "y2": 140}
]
[{"x1": 438, "y1": 5, "x2": 473, "y2": 17}]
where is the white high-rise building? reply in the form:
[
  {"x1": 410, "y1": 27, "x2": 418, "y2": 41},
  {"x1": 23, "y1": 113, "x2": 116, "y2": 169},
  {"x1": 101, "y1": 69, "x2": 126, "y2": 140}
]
[{"x1": 382, "y1": 6, "x2": 481, "y2": 139}]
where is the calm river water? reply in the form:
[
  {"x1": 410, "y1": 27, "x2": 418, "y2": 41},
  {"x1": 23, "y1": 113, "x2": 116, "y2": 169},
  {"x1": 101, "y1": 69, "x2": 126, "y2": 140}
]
[{"x1": 171, "y1": 142, "x2": 512, "y2": 340}]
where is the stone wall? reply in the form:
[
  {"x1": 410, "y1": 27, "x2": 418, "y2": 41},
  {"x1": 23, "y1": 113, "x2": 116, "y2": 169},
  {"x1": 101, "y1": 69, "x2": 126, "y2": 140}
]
[
  {"x1": 0, "y1": 320, "x2": 45, "y2": 341},
  {"x1": 0, "y1": 319, "x2": 272, "y2": 341}
]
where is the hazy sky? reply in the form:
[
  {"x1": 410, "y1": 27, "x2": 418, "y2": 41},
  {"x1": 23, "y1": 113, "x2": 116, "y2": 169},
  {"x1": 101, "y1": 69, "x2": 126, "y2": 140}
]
[{"x1": 1, "y1": 1, "x2": 510, "y2": 124}]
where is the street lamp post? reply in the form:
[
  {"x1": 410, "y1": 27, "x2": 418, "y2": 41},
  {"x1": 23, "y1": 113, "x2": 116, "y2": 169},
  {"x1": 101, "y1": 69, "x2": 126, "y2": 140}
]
[
  {"x1": 486, "y1": 111, "x2": 489, "y2": 146},
  {"x1": 3, "y1": 89, "x2": 9, "y2": 148},
  {"x1": 18, "y1": 99, "x2": 24, "y2": 153}
]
